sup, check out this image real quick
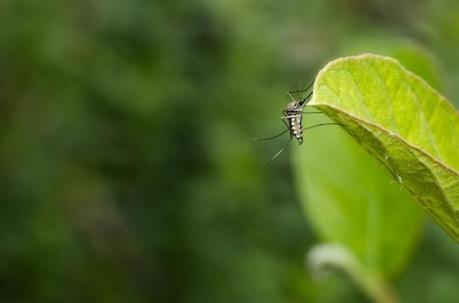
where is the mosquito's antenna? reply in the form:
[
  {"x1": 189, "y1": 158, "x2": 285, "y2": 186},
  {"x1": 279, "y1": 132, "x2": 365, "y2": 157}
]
[
  {"x1": 254, "y1": 129, "x2": 289, "y2": 141},
  {"x1": 301, "y1": 80, "x2": 314, "y2": 93},
  {"x1": 302, "y1": 111, "x2": 322, "y2": 114},
  {"x1": 265, "y1": 136, "x2": 292, "y2": 163}
]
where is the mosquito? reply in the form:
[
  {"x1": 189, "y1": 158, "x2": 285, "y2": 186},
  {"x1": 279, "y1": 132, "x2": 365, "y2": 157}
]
[{"x1": 255, "y1": 82, "x2": 340, "y2": 161}]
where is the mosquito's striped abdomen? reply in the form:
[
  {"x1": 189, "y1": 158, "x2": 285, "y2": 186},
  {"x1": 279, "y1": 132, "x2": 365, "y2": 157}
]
[{"x1": 288, "y1": 111, "x2": 303, "y2": 144}]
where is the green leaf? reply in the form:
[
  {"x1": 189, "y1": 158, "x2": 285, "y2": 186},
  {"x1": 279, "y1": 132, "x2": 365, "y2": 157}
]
[
  {"x1": 309, "y1": 53, "x2": 459, "y2": 242},
  {"x1": 341, "y1": 38, "x2": 444, "y2": 90},
  {"x1": 293, "y1": 112, "x2": 424, "y2": 277}
]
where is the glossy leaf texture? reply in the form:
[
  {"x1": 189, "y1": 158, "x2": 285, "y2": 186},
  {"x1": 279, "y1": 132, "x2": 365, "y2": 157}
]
[{"x1": 308, "y1": 53, "x2": 459, "y2": 242}]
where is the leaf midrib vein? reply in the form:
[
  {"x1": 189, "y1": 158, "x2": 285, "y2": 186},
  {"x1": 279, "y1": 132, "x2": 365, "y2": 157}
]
[
  {"x1": 311, "y1": 102, "x2": 459, "y2": 177},
  {"x1": 315, "y1": 103, "x2": 459, "y2": 229}
]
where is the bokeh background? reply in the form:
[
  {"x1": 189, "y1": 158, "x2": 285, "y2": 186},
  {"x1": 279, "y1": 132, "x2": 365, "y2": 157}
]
[{"x1": 1, "y1": 0, "x2": 458, "y2": 302}]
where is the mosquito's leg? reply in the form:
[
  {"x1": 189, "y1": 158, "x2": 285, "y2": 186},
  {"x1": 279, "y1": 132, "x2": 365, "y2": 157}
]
[
  {"x1": 255, "y1": 115, "x2": 298, "y2": 141},
  {"x1": 287, "y1": 90, "x2": 312, "y2": 103},
  {"x1": 254, "y1": 129, "x2": 289, "y2": 141},
  {"x1": 287, "y1": 81, "x2": 314, "y2": 101},
  {"x1": 287, "y1": 81, "x2": 314, "y2": 95},
  {"x1": 281, "y1": 115, "x2": 302, "y2": 119},
  {"x1": 286, "y1": 110, "x2": 322, "y2": 114},
  {"x1": 299, "y1": 91, "x2": 313, "y2": 106},
  {"x1": 280, "y1": 117, "x2": 291, "y2": 131},
  {"x1": 287, "y1": 91, "x2": 299, "y2": 102},
  {"x1": 281, "y1": 111, "x2": 323, "y2": 120},
  {"x1": 265, "y1": 135, "x2": 292, "y2": 163},
  {"x1": 302, "y1": 122, "x2": 343, "y2": 131},
  {"x1": 287, "y1": 89, "x2": 309, "y2": 94}
]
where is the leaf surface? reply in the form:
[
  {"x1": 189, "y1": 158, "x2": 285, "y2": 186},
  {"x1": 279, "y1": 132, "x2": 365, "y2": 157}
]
[
  {"x1": 293, "y1": 113, "x2": 424, "y2": 277},
  {"x1": 309, "y1": 54, "x2": 459, "y2": 241}
]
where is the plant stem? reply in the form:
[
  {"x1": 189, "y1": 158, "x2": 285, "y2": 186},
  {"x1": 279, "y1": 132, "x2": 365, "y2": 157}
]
[{"x1": 308, "y1": 244, "x2": 399, "y2": 303}]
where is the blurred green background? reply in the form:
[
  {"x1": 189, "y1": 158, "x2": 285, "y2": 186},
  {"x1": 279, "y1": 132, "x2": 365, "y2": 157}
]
[{"x1": 0, "y1": 0, "x2": 458, "y2": 302}]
